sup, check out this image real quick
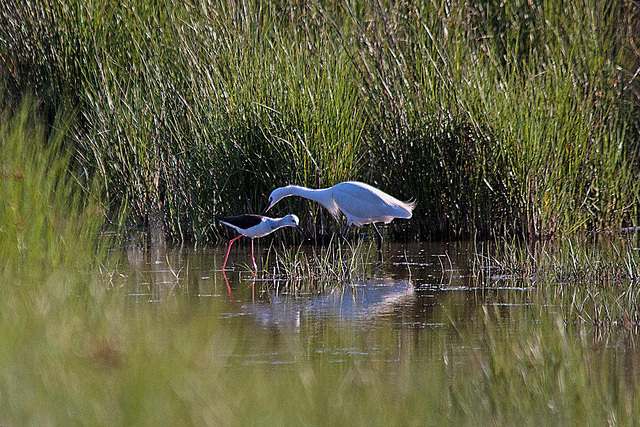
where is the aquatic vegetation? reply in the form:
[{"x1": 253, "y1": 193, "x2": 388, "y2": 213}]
[
  {"x1": 475, "y1": 233, "x2": 640, "y2": 327},
  {"x1": 262, "y1": 237, "x2": 380, "y2": 291},
  {"x1": 4, "y1": 240, "x2": 640, "y2": 424},
  {"x1": 1, "y1": 0, "x2": 637, "y2": 242}
]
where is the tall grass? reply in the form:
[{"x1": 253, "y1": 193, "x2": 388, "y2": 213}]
[
  {"x1": 1, "y1": 0, "x2": 638, "y2": 243},
  {"x1": 0, "y1": 101, "x2": 102, "y2": 288}
]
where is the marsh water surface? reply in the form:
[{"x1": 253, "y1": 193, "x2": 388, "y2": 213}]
[{"x1": 112, "y1": 240, "x2": 637, "y2": 369}]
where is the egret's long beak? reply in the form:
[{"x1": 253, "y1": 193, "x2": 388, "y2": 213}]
[{"x1": 261, "y1": 203, "x2": 271, "y2": 215}]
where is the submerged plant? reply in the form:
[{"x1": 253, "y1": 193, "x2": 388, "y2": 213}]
[{"x1": 262, "y1": 236, "x2": 381, "y2": 292}]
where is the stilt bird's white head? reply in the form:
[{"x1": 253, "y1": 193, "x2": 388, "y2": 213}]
[{"x1": 281, "y1": 214, "x2": 299, "y2": 227}]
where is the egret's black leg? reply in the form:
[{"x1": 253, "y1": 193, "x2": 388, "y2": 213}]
[
  {"x1": 371, "y1": 224, "x2": 383, "y2": 263},
  {"x1": 341, "y1": 223, "x2": 351, "y2": 242},
  {"x1": 372, "y1": 223, "x2": 383, "y2": 252}
]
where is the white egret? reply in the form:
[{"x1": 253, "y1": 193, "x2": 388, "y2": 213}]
[
  {"x1": 217, "y1": 214, "x2": 299, "y2": 273},
  {"x1": 263, "y1": 181, "x2": 415, "y2": 246}
]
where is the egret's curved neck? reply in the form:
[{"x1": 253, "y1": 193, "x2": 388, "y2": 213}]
[
  {"x1": 286, "y1": 185, "x2": 326, "y2": 201},
  {"x1": 284, "y1": 186, "x2": 339, "y2": 217}
]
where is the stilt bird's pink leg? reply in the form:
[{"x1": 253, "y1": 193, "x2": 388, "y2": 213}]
[
  {"x1": 251, "y1": 239, "x2": 258, "y2": 274},
  {"x1": 222, "y1": 235, "x2": 243, "y2": 270},
  {"x1": 222, "y1": 270, "x2": 233, "y2": 299}
]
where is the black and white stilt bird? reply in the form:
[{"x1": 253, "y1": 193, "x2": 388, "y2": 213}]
[{"x1": 216, "y1": 214, "x2": 299, "y2": 273}]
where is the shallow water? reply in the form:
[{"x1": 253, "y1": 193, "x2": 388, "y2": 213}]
[{"x1": 110, "y1": 240, "x2": 601, "y2": 366}]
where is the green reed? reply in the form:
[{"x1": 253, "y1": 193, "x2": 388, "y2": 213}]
[
  {"x1": 0, "y1": 101, "x2": 103, "y2": 287},
  {"x1": 1, "y1": 0, "x2": 638, "y2": 243}
]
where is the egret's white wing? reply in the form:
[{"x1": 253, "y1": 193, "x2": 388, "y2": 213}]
[{"x1": 332, "y1": 182, "x2": 412, "y2": 225}]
